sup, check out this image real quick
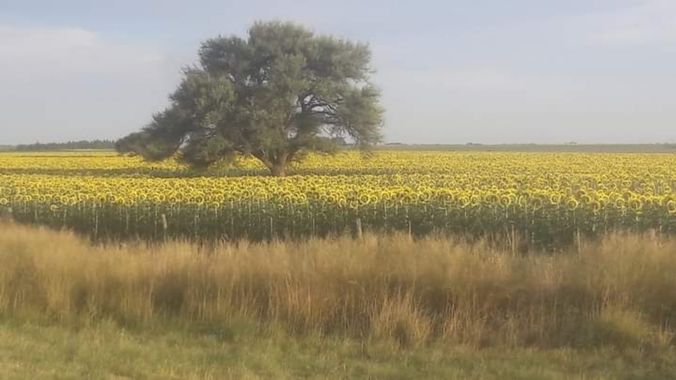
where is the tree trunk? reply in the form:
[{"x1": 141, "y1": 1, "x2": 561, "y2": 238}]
[
  {"x1": 259, "y1": 151, "x2": 290, "y2": 177},
  {"x1": 270, "y1": 162, "x2": 287, "y2": 177}
]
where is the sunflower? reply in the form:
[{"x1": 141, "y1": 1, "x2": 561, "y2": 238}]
[
  {"x1": 628, "y1": 198, "x2": 643, "y2": 212},
  {"x1": 590, "y1": 200, "x2": 602, "y2": 214},
  {"x1": 667, "y1": 200, "x2": 676, "y2": 215},
  {"x1": 566, "y1": 198, "x2": 579, "y2": 211}
]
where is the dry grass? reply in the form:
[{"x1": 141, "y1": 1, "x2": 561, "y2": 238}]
[{"x1": 1, "y1": 220, "x2": 675, "y2": 350}]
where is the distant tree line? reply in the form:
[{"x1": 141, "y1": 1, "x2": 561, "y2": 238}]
[{"x1": 14, "y1": 140, "x2": 115, "y2": 151}]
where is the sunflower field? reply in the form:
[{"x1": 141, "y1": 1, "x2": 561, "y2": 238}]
[{"x1": 1, "y1": 151, "x2": 675, "y2": 247}]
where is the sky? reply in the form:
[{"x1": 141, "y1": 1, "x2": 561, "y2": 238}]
[{"x1": 1, "y1": 0, "x2": 675, "y2": 145}]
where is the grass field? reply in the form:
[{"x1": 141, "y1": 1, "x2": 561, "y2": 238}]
[
  {"x1": 4, "y1": 319, "x2": 676, "y2": 379},
  {"x1": 1, "y1": 221, "x2": 676, "y2": 378}
]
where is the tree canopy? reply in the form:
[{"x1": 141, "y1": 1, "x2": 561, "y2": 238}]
[{"x1": 117, "y1": 21, "x2": 383, "y2": 176}]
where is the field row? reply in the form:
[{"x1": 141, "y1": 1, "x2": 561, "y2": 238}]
[
  {"x1": 2, "y1": 151, "x2": 676, "y2": 177},
  {"x1": 2, "y1": 174, "x2": 675, "y2": 245},
  {"x1": 1, "y1": 151, "x2": 674, "y2": 245}
]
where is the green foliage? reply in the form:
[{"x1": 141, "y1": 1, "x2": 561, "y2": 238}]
[{"x1": 118, "y1": 21, "x2": 384, "y2": 176}]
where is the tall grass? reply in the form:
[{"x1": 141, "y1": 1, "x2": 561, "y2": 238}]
[{"x1": 1, "y1": 220, "x2": 675, "y2": 350}]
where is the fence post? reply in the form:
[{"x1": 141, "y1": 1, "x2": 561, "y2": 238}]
[
  {"x1": 161, "y1": 213, "x2": 168, "y2": 242},
  {"x1": 355, "y1": 218, "x2": 363, "y2": 240}
]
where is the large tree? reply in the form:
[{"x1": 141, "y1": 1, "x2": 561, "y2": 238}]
[{"x1": 117, "y1": 21, "x2": 383, "y2": 176}]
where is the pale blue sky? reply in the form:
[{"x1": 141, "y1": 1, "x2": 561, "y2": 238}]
[{"x1": 1, "y1": 0, "x2": 675, "y2": 144}]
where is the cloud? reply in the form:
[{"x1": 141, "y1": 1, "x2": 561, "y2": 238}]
[
  {"x1": 581, "y1": 0, "x2": 676, "y2": 46},
  {"x1": 0, "y1": 24, "x2": 181, "y2": 143},
  {"x1": 0, "y1": 24, "x2": 171, "y2": 78},
  {"x1": 375, "y1": 60, "x2": 676, "y2": 144},
  {"x1": 377, "y1": 66, "x2": 583, "y2": 106}
]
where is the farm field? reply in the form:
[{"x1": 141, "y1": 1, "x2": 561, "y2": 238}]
[
  {"x1": 2, "y1": 151, "x2": 675, "y2": 377},
  {"x1": 0, "y1": 150, "x2": 675, "y2": 247}
]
